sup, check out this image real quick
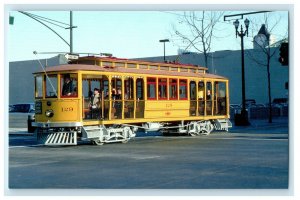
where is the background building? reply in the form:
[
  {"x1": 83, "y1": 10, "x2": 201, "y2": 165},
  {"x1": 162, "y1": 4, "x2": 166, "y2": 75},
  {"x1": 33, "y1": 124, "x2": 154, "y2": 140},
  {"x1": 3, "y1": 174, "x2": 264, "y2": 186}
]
[
  {"x1": 139, "y1": 47, "x2": 288, "y2": 105},
  {"x1": 9, "y1": 55, "x2": 67, "y2": 105},
  {"x1": 8, "y1": 47, "x2": 288, "y2": 106}
]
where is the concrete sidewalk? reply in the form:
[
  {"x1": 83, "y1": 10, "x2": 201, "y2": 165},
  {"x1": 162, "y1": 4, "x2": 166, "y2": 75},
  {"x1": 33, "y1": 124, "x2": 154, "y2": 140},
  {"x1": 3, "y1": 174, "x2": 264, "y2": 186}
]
[
  {"x1": 8, "y1": 128, "x2": 33, "y2": 136},
  {"x1": 230, "y1": 117, "x2": 289, "y2": 133}
]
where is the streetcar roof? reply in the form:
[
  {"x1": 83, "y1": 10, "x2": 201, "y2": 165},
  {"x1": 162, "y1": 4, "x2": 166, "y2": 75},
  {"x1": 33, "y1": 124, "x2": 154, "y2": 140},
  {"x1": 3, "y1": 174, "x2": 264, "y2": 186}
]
[
  {"x1": 34, "y1": 64, "x2": 228, "y2": 80},
  {"x1": 73, "y1": 56, "x2": 209, "y2": 70}
]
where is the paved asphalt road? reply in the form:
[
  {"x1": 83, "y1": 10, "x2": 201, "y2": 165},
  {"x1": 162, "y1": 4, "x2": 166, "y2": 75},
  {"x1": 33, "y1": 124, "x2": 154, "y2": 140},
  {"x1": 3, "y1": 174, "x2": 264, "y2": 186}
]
[{"x1": 8, "y1": 128, "x2": 289, "y2": 191}]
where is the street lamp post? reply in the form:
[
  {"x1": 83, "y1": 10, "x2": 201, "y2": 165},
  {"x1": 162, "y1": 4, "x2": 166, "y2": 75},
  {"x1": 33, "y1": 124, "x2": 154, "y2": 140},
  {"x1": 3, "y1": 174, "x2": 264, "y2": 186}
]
[
  {"x1": 159, "y1": 39, "x2": 169, "y2": 62},
  {"x1": 233, "y1": 18, "x2": 250, "y2": 126}
]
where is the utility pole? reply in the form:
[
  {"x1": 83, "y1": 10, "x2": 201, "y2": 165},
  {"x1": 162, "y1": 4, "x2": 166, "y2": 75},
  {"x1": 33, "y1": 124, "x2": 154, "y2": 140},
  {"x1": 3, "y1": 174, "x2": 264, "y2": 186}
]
[
  {"x1": 65, "y1": 11, "x2": 77, "y2": 54},
  {"x1": 18, "y1": 11, "x2": 77, "y2": 54},
  {"x1": 70, "y1": 11, "x2": 73, "y2": 53}
]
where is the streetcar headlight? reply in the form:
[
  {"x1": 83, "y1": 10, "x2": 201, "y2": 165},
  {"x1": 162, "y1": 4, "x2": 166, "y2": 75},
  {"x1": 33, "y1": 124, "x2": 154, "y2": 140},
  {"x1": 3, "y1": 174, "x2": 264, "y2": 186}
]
[{"x1": 45, "y1": 109, "x2": 54, "y2": 117}]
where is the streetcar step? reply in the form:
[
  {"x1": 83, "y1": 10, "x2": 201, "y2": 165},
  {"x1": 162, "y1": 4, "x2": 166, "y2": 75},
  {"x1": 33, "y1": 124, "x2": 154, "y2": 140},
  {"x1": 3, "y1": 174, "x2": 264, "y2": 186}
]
[{"x1": 37, "y1": 131, "x2": 77, "y2": 145}]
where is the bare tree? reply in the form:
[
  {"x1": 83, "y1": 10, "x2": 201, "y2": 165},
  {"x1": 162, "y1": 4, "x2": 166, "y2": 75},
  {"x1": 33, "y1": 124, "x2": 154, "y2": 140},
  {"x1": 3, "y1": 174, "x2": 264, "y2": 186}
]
[
  {"x1": 246, "y1": 13, "x2": 287, "y2": 123},
  {"x1": 172, "y1": 11, "x2": 224, "y2": 67}
]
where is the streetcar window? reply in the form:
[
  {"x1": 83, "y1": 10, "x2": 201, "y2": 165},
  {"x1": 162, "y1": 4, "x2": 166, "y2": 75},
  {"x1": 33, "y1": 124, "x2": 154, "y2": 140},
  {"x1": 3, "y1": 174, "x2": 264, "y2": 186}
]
[
  {"x1": 115, "y1": 62, "x2": 125, "y2": 68},
  {"x1": 103, "y1": 79, "x2": 109, "y2": 98},
  {"x1": 198, "y1": 81, "x2": 205, "y2": 100},
  {"x1": 190, "y1": 81, "x2": 196, "y2": 100},
  {"x1": 127, "y1": 63, "x2": 137, "y2": 68},
  {"x1": 179, "y1": 79, "x2": 187, "y2": 100},
  {"x1": 45, "y1": 75, "x2": 58, "y2": 98},
  {"x1": 189, "y1": 81, "x2": 197, "y2": 116},
  {"x1": 149, "y1": 65, "x2": 158, "y2": 70},
  {"x1": 139, "y1": 64, "x2": 148, "y2": 69},
  {"x1": 124, "y1": 77, "x2": 134, "y2": 100},
  {"x1": 169, "y1": 79, "x2": 178, "y2": 100},
  {"x1": 217, "y1": 82, "x2": 226, "y2": 98},
  {"x1": 61, "y1": 74, "x2": 78, "y2": 98},
  {"x1": 111, "y1": 77, "x2": 122, "y2": 99},
  {"x1": 198, "y1": 81, "x2": 205, "y2": 116},
  {"x1": 136, "y1": 78, "x2": 144, "y2": 100},
  {"x1": 102, "y1": 61, "x2": 113, "y2": 67},
  {"x1": 147, "y1": 77, "x2": 156, "y2": 100},
  {"x1": 35, "y1": 75, "x2": 43, "y2": 98},
  {"x1": 136, "y1": 78, "x2": 145, "y2": 118},
  {"x1": 124, "y1": 77, "x2": 134, "y2": 119},
  {"x1": 206, "y1": 82, "x2": 212, "y2": 100},
  {"x1": 158, "y1": 78, "x2": 168, "y2": 100},
  {"x1": 82, "y1": 75, "x2": 105, "y2": 98},
  {"x1": 111, "y1": 77, "x2": 122, "y2": 119},
  {"x1": 206, "y1": 82, "x2": 212, "y2": 115}
]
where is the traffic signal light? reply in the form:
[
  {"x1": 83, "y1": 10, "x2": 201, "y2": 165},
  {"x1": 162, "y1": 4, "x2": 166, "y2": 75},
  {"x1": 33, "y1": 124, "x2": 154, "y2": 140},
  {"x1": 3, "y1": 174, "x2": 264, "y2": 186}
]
[
  {"x1": 279, "y1": 42, "x2": 288, "y2": 66},
  {"x1": 9, "y1": 15, "x2": 14, "y2": 25}
]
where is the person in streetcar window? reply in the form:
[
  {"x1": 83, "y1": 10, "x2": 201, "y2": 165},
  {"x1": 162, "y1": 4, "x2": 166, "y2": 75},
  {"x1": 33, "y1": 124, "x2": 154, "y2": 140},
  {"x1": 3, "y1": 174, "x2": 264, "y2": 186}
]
[
  {"x1": 90, "y1": 88, "x2": 101, "y2": 119},
  {"x1": 62, "y1": 74, "x2": 74, "y2": 96}
]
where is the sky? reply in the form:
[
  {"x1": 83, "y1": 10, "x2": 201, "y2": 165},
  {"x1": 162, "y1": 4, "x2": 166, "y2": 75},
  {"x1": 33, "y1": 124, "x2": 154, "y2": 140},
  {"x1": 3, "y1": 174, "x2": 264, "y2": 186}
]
[{"x1": 6, "y1": 9, "x2": 289, "y2": 62}]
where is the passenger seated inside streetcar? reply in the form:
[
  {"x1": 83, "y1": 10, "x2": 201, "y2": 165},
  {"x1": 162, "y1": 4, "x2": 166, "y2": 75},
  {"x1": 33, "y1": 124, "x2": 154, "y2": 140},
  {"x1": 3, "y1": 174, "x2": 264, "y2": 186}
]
[{"x1": 207, "y1": 90, "x2": 211, "y2": 100}]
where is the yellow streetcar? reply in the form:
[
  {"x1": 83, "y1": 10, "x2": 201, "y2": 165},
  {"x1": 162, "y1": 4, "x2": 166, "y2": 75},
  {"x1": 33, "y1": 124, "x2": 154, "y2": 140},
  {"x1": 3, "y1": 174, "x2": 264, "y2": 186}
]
[{"x1": 32, "y1": 55, "x2": 232, "y2": 145}]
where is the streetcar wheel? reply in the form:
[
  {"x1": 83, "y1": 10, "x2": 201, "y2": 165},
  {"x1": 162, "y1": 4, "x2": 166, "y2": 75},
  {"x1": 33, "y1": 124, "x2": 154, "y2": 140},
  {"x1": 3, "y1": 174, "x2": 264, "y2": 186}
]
[
  {"x1": 93, "y1": 139, "x2": 104, "y2": 145},
  {"x1": 122, "y1": 139, "x2": 129, "y2": 144},
  {"x1": 200, "y1": 130, "x2": 209, "y2": 135}
]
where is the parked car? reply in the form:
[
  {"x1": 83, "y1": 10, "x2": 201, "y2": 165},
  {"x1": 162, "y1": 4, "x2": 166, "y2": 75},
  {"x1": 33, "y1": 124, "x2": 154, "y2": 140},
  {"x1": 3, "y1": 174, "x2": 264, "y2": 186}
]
[
  {"x1": 230, "y1": 104, "x2": 241, "y2": 109},
  {"x1": 251, "y1": 103, "x2": 266, "y2": 108},
  {"x1": 8, "y1": 103, "x2": 35, "y2": 133},
  {"x1": 9, "y1": 103, "x2": 35, "y2": 113},
  {"x1": 242, "y1": 99, "x2": 256, "y2": 108},
  {"x1": 272, "y1": 98, "x2": 288, "y2": 107},
  {"x1": 273, "y1": 98, "x2": 288, "y2": 104},
  {"x1": 9, "y1": 105, "x2": 15, "y2": 112},
  {"x1": 27, "y1": 109, "x2": 36, "y2": 133}
]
